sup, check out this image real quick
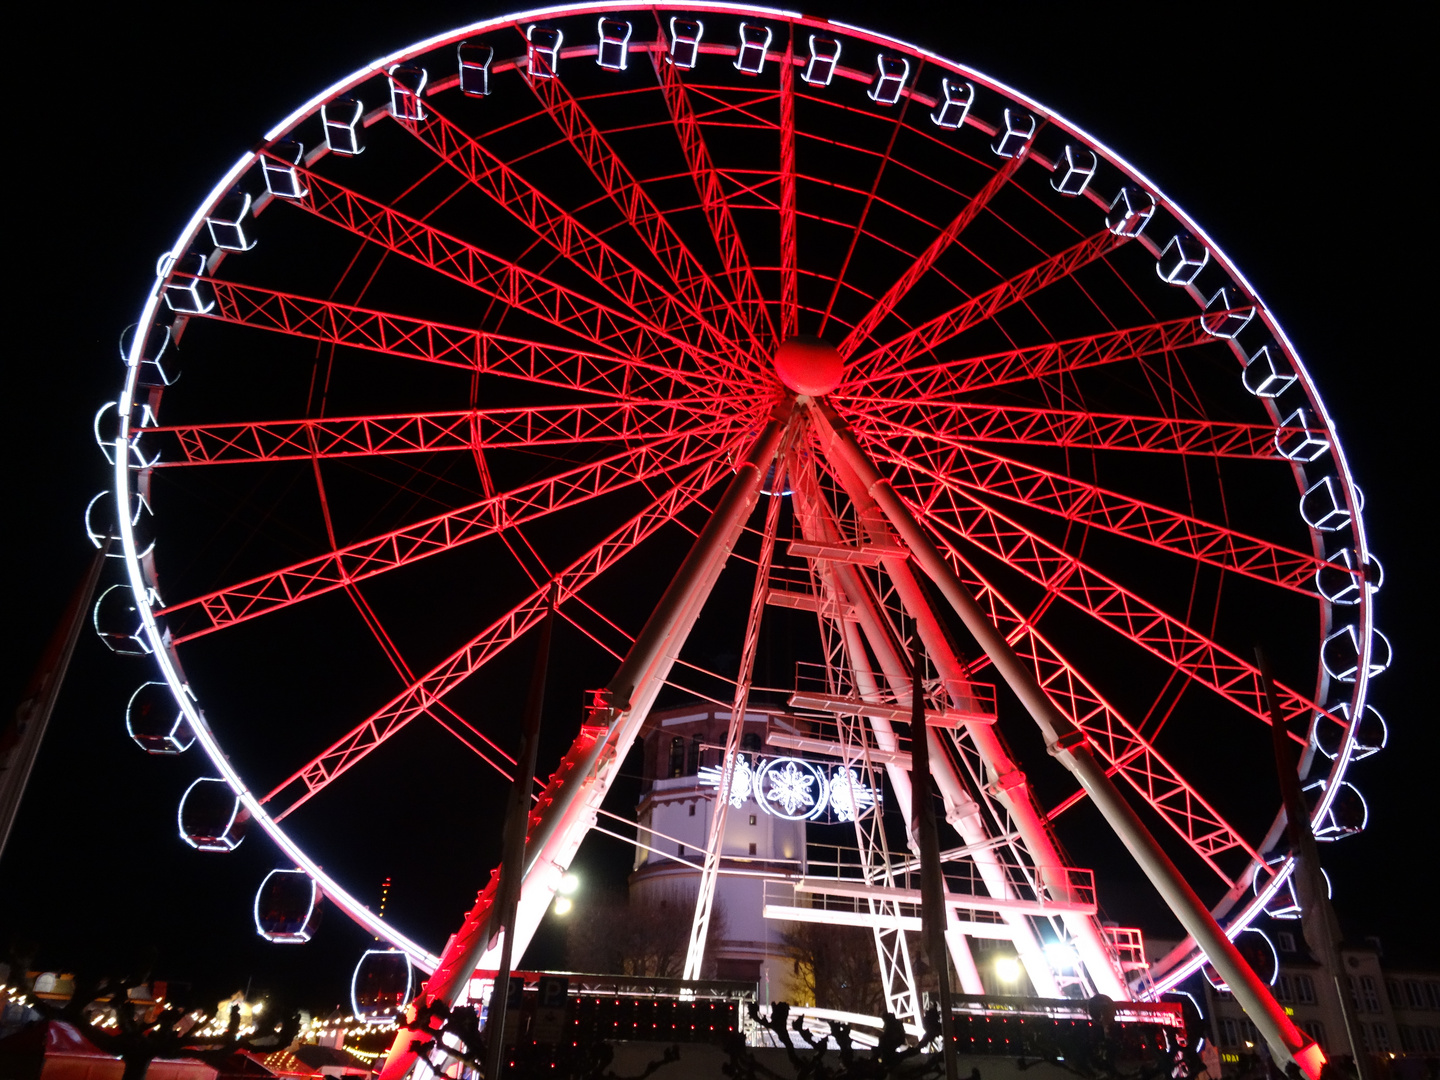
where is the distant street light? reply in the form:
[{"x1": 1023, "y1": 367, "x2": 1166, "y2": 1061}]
[
  {"x1": 558, "y1": 873, "x2": 580, "y2": 896},
  {"x1": 553, "y1": 897, "x2": 573, "y2": 916}
]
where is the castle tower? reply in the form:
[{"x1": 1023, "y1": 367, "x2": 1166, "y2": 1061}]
[{"x1": 630, "y1": 705, "x2": 805, "y2": 996}]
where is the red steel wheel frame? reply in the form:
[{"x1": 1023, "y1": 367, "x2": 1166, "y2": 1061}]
[{"x1": 104, "y1": 3, "x2": 1382, "y2": 1067}]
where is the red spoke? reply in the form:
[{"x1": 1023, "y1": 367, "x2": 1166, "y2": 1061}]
[
  {"x1": 649, "y1": 43, "x2": 777, "y2": 347},
  {"x1": 393, "y1": 100, "x2": 746, "y2": 372},
  {"x1": 867, "y1": 428, "x2": 1340, "y2": 594},
  {"x1": 815, "y1": 88, "x2": 919, "y2": 339},
  {"x1": 857, "y1": 399, "x2": 1291, "y2": 459},
  {"x1": 158, "y1": 423, "x2": 744, "y2": 640},
  {"x1": 149, "y1": 400, "x2": 742, "y2": 467},
  {"x1": 776, "y1": 43, "x2": 798, "y2": 341},
  {"x1": 914, "y1": 525, "x2": 1261, "y2": 886},
  {"x1": 275, "y1": 157, "x2": 730, "y2": 369},
  {"x1": 845, "y1": 314, "x2": 1223, "y2": 400},
  {"x1": 181, "y1": 275, "x2": 705, "y2": 400},
  {"x1": 838, "y1": 134, "x2": 1038, "y2": 357},
  {"x1": 261, "y1": 448, "x2": 738, "y2": 819},
  {"x1": 854, "y1": 229, "x2": 1128, "y2": 381},
  {"x1": 896, "y1": 477, "x2": 1337, "y2": 735}
]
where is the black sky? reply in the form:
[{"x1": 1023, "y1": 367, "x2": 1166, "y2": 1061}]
[{"x1": 4, "y1": 1, "x2": 1431, "y2": 1013}]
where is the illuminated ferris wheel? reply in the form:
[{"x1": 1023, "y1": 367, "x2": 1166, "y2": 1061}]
[{"x1": 96, "y1": 3, "x2": 1385, "y2": 1074}]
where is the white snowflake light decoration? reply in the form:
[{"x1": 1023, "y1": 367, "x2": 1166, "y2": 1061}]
[
  {"x1": 827, "y1": 767, "x2": 876, "y2": 822},
  {"x1": 699, "y1": 753, "x2": 874, "y2": 821},
  {"x1": 697, "y1": 753, "x2": 755, "y2": 808},
  {"x1": 763, "y1": 760, "x2": 819, "y2": 816}
]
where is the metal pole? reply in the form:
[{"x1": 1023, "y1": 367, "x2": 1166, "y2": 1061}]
[
  {"x1": 911, "y1": 638, "x2": 959, "y2": 1080},
  {"x1": 482, "y1": 585, "x2": 555, "y2": 1080},
  {"x1": 1257, "y1": 647, "x2": 1364, "y2": 1080},
  {"x1": 1, "y1": 542, "x2": 108, "y2": 863},
  {"x1": 810, "y1": 399, "x2": 1322, "y2": 1078}
]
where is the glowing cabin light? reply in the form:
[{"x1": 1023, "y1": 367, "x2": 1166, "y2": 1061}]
[
  {"x1": 869, "y1": 55, "x2": 909, "y2": 105},
  {"x1": 1274, "y1": 407, "x2": 1331, "y2": 462},
  {"x1": 553, "y1": 896, "x2": 573, "y2": 916},
  {"x1": 1315, "y1": 547, "x2": 1381, "y2": 606},
  {"x1": 1106, "y1": 186, "x2": 1154, "y2": 237},
  {"x1": 1242, "y1": 344, "x2": 1298, "y2": 397},
  {"x1": 665, "y1": 18, "x2": 703, "y2": 70},
  {"x1": 1202, "y1": 286, "x2": 1254, "y2": 339},
  {"x1": 1321, "y1": 623, "x2": 1391, "y2": 683},
  {"x1": 127, "y1": 681, "x2": 195, "y2": 754},
  {"x1": 1202, "y1": 928, "x2": 1278, "y2": 991},
  {"x1": 321, "y1": 95, "x2": 365, "y2": 156},
  {"x1": 178, "y1": 778, "x2": 245, "y2": 851},
  {"x1": 1156, "y1": 234, "x2": 1210, "y2": 284},
  {"x1": 735, "y1": 23, "x2": 772, "y2": 74},
  {"x1": 1305, "y1": 779, "x2": 1368, "y2": 839},
  {"x1": 992, "y1": 108, "x2": 1036, "y2": 158},
  {"x1": 557, "y1": 873, "x2": 580, "y2": 896},
  {"x1": 931, "y1": 78, "x2": 974, "y2": 129},
  {"x1": 1312, "y1": 701, "x2": 1387, "y2": 761},
  {"x1": 261, "y1": 139, "x2": 307, "y2": 200},
  {"x1": 126, "y1": 320, "x2": 177, "y2": 391},
  {"x1": 1300, "y1": 476, "x2": 1352, "y2": 532},
  {"x1": 352, "y1": 950, "x2": 413, "y2": 1023},
  {"x1": 802, "y1": 36, "x2": 841, "y2": 86},
  {"x1": 458, "y1": 41, "x2": 494, "y2": 96},
  {"x1": 205, "y1": 190, "x2": 257, "y2": 252},
  {"x1": 995, "y1": 957, "x2": 1021, "y2": 983},
  {"x1": 1052, "y1": 145, "x2": 1097, "y2": 195},
  {"x1": 254, "y1": 870, "x2": 321, "y2": 942},
  {"x1": 387, "y1": 62, "x2": 428, "y2": 122},
  {"x1": 526, "y1": 25, "x2": 563, "y2": 79},
  {"x1": 162, "y1": 252, "x2": 215, "y2": 314},
  {"x1": 596, "y1": 18, "x2": 632, "y2": 71},
  {"x1": 94, "y1": 583, "x2": 151, "y2": 656}
]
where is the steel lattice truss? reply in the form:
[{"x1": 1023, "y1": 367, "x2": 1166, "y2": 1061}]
[{"x1": 107, "y1": 3, "x2": 1382, "y2": 1064}]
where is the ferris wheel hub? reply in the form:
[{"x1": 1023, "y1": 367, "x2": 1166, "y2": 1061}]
[{"x1": 772, "y1": 335, "x2": 844, "y2": 396}]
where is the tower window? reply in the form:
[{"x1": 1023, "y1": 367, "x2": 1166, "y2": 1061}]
[
  {"x1": 748, "y1": 842, "x2": 757, "y2": 855},
  {"x1": 748, "y1": 814, "x2": 756, "y2": 826},
  {"x1": 689, "y1": 803, "x2": 696, "y2": 817},
  {"x1": 668, "y1": 736, "x2": 685, "y2": 778}
]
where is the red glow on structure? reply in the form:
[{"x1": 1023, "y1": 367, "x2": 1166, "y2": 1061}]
[
  {"x1": 773, "y1": 337, "x2": 845, "y2": 396},
  {"x1": 1293, "y1": 1038, "x2": 1326, "y2": 1080}
]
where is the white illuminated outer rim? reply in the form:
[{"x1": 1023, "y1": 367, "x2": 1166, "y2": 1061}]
[{"x1": 114, "y1": 1, "x2": 1375, "y2": 991}]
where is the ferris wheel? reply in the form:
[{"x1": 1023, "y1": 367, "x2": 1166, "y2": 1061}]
[{"x1": 96, "y1": 3, "x2": 1385, "y2": 1074}]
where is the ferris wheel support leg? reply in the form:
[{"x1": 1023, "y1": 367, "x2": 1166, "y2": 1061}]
[
  {"x1": 809, "y1": 400, "x2": 1323, "y2": 1077},
  {"x1": 379, "y1": 403, "x2": 794, "y2": 1080},
  {"x1": 813, "y1": 409, "x2": 1086, "y2": 999},
  {"x1": 824, "y1": 543, "x2": 1059, "y2": 998}
]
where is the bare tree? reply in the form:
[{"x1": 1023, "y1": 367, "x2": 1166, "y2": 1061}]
[
  {"x1": 567, "y1": 891, "x2": 727, "y2": 978},
  {"x1": 782, "y1": 922, "x2": 885, "y2": 1017}
]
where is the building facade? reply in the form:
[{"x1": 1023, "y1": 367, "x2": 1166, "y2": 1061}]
[
  {"x1": 630, "y1": 705, "x2": 812, "y2": 997},
  {"x1": 1199, "y1": 932, "x2": 1440, "y2": 1076}
]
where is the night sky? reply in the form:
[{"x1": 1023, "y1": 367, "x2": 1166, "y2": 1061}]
[{"x1": 4, "y1": 1, "x2": 1430, "y2": 1016}]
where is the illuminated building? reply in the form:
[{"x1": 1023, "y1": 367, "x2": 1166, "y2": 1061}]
[
  {"x1": 1199, "y1": 934, "x2": 1440, "y2": 1072},
  {"x1": 631, "y1": 705, "x2": 808, "y2": 995}
]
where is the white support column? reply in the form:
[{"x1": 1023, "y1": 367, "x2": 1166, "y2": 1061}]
[
  {"x1": 381, "y1": 404, "x2": 793, "y2": 1080},
  {"x1": 809, "y1": 399, "x2": 1323, "y2": 1076},
  {"x1": 812, "y1": 422, "x2": 1072, "y2": 999}
]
